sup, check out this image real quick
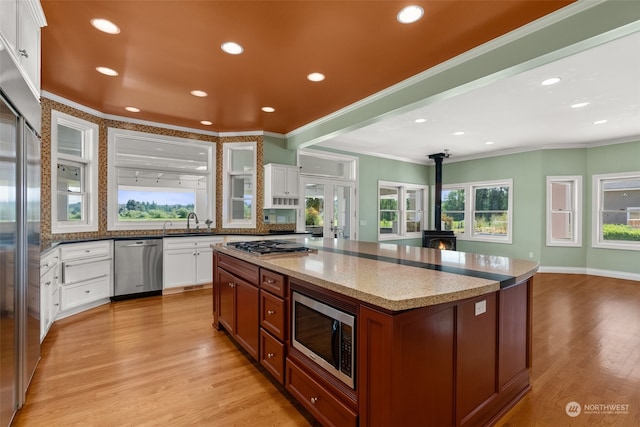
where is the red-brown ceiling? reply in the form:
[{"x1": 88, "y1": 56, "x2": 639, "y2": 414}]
[{"x1": 40, "y1": 1, "x2": 575, "y2": 134}]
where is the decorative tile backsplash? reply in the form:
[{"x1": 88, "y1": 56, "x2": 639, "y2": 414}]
[{"x1": 41, "y1": 97, "x2": 294, "y2": 247}]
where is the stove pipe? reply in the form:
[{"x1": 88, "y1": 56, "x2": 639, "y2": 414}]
[{"x1": 428, "y1": 152, "x2": 449, "y2": 231}]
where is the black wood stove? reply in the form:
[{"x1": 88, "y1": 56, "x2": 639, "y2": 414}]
[{"x1": 423, "y1": 152, "x2": 456, "y2": 250}]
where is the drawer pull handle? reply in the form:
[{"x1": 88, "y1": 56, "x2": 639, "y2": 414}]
[
  {"x1": 85, "y1": 250, "x2": 91, "y2": 253},
  {"x1": 228, "y1": 282, "x2": 235, "y2": 288},
  {"x1": 265, "y1": 278, "x2": 275, "y2": 284},
  {"x1": 310, "y1": 397, "x2": 318, "y2": 405},
  {"x1": 45, "y1": 281, "x2": 51, "y2": 286},
  {"x1": 267, "y1": 352, "x2": 275, "y2": 358},
  {"x1": 19, "y1": 49, "x2": 29, "y2": 58},
  {"x1": 267, "y1": 310, "x2": 275, "y2": 315},
  {"x1": 85, "y1": 290, "x2": 91, "y2": 293}
]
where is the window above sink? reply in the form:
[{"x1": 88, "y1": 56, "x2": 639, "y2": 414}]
[{"x1": 106, "y1": 128, "x2": 216, "y2": 231}]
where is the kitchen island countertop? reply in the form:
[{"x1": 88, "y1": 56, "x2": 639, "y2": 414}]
[{"x1": 212, "y1": 237, "x2": 538, "y2": 311}]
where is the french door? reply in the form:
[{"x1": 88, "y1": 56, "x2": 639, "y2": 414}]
[{"x1": 299, "y1": 177, "x2": 356, "y2": 240}]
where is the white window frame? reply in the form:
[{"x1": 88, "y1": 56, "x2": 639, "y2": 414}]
[
  {"x1": 106, "y1": 128, "x2": 215, "y2": 231},
  {"x1": 377, "y1": 180, "x2": 427, "y2": 241},
  {"x1": 50, "y1": 110, "x2": 99, "y2": 234},
  {"x1": 222, "y1": 141, "x2": 257, "y2": 229},
  {"x1": 592, "y1": 171, "x2": 640, "y2": 251},
  {"x1": 442, "y1": 179, "x2": 513, "y2": 244},
  {"x1": 546, "y1": 176, "x2": 582, "y2": 247}
]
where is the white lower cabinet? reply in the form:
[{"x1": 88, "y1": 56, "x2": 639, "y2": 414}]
[
  {"x1": 40, "y1": 248, "x2": 60, "y2": 341},
  {"x1": 163, "y1": 236, "x2": 222, "y2": 289},
  {"x1": 58, "y1": 240, "x2": 113, "y2": 319},
  {"x1": 60, "y1": 276, "x2": 110, "y2": 311}
]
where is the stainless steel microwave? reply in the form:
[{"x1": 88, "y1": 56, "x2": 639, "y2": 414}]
[{"x1": 292, "y1": 291, "x2": 355, "y2": 389}]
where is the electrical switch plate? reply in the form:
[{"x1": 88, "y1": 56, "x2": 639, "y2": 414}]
[{"x1": 475, "y1": 300, "x2": 487, "y2": 316}]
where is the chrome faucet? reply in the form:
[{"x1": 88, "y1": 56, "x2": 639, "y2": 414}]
[
  {"x1": 187, "y1": 212, "x2": 199, "y2": 230},
  {"x1": 162, "y1": 220, "x2": 173, "y2": 236}
]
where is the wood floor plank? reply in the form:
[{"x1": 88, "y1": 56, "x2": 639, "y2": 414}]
[
  {"x1": 12, "y1": 274, "x2": 640, "y2": 426},
  {"x1": 496, "y1": 274, "x2": 640, "y2": 427},
  {"x1": 13, "y1": 290, "x2": 316, "y2": 426}
]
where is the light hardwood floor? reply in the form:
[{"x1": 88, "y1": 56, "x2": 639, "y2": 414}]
[{"x1": 12, "y1": 274, "x2": 640, "y2": 426}]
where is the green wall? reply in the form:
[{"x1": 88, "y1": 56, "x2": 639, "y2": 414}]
[
  {"x1": 585, "y1": 141, "x2": 640, "y2": 274},
  {"x1": 263, "y1": 140, "x2": 640, "y2": 277}
]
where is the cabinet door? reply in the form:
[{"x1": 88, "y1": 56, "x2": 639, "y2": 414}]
[
  {"x1": 17, "y1": 0, "x2": 40, "y2": 92},
  {"x1": 164, "y1": 249, "x2": 197, "y2": 288},
  {"x1": 271, "y1": 165, "x2": 288, "y2": 196},
  {"x1": 0, "y1": 0, "x2": 17, "y2": 53},
  {"x1": 195, "y1": 247, "x2": 214, "y2": 285},
  {"x1": 40, "y1": 267, "x2": 55, "y2": 341},
  {"x1": 284, "y1": 167, "x2": 300, "y2": 197},
  {"x1": 235, "y1": 277, "x2": 260, "y2": 360},
  {"x1": 217, "y1": 268, "x2": 235, "y2": 333}
]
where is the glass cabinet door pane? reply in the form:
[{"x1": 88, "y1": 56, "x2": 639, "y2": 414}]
[
  {"x1": 230, "y1": 149, "x2": 254, "y2": 172},
  {"x1": 57, "y1": 124, "x2": 83, "y2": 157}
]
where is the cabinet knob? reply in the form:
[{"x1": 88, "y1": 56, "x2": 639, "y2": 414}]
[
  {"x1": 267, "y1": 310, "x2": 275, "y2": 315},
  {"x1": 267, "y1": 352, "x2": 275, "y2": 358},
  {"x1": 85, "y1": 290, "x2": 91, "y2": 293},
  {"x1": 310, "y1": 397, "x2": 318, "y2": 405},
  {"x1": 45, "y1": 281, "x2": 51, "y2": 286},
  {"x1": 85, "y1": 250, "x2": 91, "y2": 253},
  {"x1": 228, "y1": 282, "x2": 234, "y2": 288},
  {"x1": 19, "y1": 49, "x2": 29, "y2": 58},
  {"x1": 265, "y1": 278, "x2": 275, "y2": 284}
]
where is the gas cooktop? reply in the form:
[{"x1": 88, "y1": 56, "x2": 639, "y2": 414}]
[{"x1": 226, "y1": 240, "x2": 316, "y2": 257}]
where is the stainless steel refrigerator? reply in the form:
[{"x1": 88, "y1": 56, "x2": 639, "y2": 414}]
[{"x1": 1, "y1": 57, "x2": 41, "y2": 426}]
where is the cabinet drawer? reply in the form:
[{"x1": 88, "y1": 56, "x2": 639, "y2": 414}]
[
  {"x1": 163, "y1": 237, "x2": 222, "y2": 250},
  {"x1": 260, "y1": 329, "x2": 285, "y2": 385},
  {"x1": 60, "y1": 276, "x2": 110, "y2": 311},
  {"x1": 260, "y1": 269, "x2": 286, "y2": 297},
  {"x1": 286, "y1": 359, "x2": 358, "y2": 427},
  {"x1": 60, "y1": 241, "x2": 111, "y2": 261},
  {"x1": 260, "y1": 290, "x2": 285, "y2": 341},
  {"x1": 218, "y1": 253, "x2": 259, "y2": 285},
  {"x1": 63, "y1": 259, "x2": 110, "y2": 284}
]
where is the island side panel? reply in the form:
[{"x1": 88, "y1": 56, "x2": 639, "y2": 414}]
[{"x1": 359, "y1": 303, "x2": 456, "y2": 427}]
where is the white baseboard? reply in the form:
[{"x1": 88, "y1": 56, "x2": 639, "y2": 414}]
[{"x1": 538, "y1": 266, "x2": 640, "y2": 282}]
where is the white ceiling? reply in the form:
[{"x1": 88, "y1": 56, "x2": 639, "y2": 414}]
[{"x1": 317, "y1": 31, "x2": 640, "y2": 164}]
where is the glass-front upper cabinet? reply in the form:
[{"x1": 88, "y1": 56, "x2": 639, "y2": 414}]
[{"x1": 222, "y1": 142, "x2": 256, "y2": 228}]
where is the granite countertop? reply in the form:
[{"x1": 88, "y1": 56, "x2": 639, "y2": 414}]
[{"x1": 212, "y1": 237, "x2": 539, "y2": 312}]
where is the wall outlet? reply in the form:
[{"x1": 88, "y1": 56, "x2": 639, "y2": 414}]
[
  {"x1": 475, "y1": 300, "x2": 487, "y2": 316},
  {"x1": 529, "y1": 252, "x2": 534, "y2": 259}
]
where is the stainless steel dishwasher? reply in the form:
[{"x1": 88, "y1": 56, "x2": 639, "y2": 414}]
[{"x1": 114, "y1": 239, "x2": 163, "y2": 300}]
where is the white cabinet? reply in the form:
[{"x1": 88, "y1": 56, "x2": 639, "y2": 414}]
[
  {"x1": 40, "y1": 248, "x2": 60, "y2": 341},
  {"x1": 59, "y1": 240, "x2": 113, "y2": 318},
  {"x1": 264, "y1": 163, "x2": 300, "y2": 208},
  {"x1": 0, "y1": 0, "x2": 46, "y2": 97},
  {"x1": 163, "y1": 236, "x2": 223, "y2": 289}
]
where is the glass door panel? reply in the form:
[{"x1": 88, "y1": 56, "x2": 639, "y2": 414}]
[{"x1": 304, "y1": 183, "x2": 325, "y2": 236}]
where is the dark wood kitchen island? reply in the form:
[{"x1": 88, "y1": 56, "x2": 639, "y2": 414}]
[{"x1": 212, "y1": 238, "x2": 538, "y2": 427}]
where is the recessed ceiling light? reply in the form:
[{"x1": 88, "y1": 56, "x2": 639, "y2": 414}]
[
  {"x1": 397, "y1": 5, "x2": 424, "y2": 24},
  {"x1": 90, "y1": 18, "x2": 120, "y2": 34},
  {"x1": 541, "y1": 77, "x2": 561, "y2": 86},
  {"x1": 190, "y1": 90, "x2": 208, "y2": 97},
  {"x1": 125, "y1": 107, "x2": 140, "y2": 113},
  {"x1": 96, "y1": 66, "x2": 118, "y2": 76},
  {"x1": 200, "y1": 120, "x2": 213, "y2": 126},
  {"x1": 414, "y1": 118, "x2": 426, "y2": 123},
  {"x1": 453, "y1": 131, "x2": 465, "y2": 136},
  {"x1": 262, "y1": 106, "x2": 275, "y2": 113},
  {"x1": 593, "y1": 119, "x2": 608, "y2": 125},
  {"x1": 485, "y1": 141, "x2": 495, "y2": 145},
  {"x1": 571, "y1": 102, "x2": 589, "y2": 109},
  {"x1": 307, "y1": 72, "x2": 325, "y2": 82},
  {"x1": 221, "y1": 42, "x2": 243, "y2": 55}
]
